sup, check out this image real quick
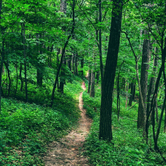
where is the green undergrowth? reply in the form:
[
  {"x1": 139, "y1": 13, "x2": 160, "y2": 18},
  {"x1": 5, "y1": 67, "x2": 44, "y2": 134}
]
[
  {"x1": 83, "y1": 85, "x2": 100, "y2": 119},
  {"x1": 0, "y1": 76, "x2": 83, "y2": 165},
  {"x1": 83, "y1": 85, "x2": 166, "y2": 166}
]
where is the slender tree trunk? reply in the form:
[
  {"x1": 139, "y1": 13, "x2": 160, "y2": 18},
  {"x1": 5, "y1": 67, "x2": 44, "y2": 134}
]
[
  {"x1": 117, "y1": 75, "x2": 120, "y2": 120},
  {"x1": 81, "y1": 57, "x2": 84, "y2": 76},
  {"x1": 58, "y1": 0, "x2": 67, "y2": 94},
  {"x1": 129, "y1": 82, "x2": 135, "y2": 106},
  {"x1": 0, "y1": 38, "x2": 4, "y2": 113},
  {"x1": 51, "y1": 0, "x2": 75, "y2": 107},
  {"x1": 164, "y1": 107, "x2": 166, "y2": 132},
  {"x1": 88, "y1": 70, "x2": 91, "y2": 93},
  {"x1": 37, "y1": 33, "x2": 43, "y2": 87},
  {"x1": 4, "y1": 62, "x2": 11, "y2": 96},
  {"x1": 59, "y1": 55, "x2": 66, "y2": 93},
  {"x1": 0, "y1": 0, "x2": 2, "y2": 15},
  {"x1": 125, "y1": 82, "x2": 129, "y2": 108},
  {"x1": 0, "y1": 0, "x2": 3, "y2": 113},
  {"x1": 99, "y1": 0, "x2": 103, "y2": 91},
  {"x1": 150, "y1": 38, "x2": 166, "y2": 150},
  {"x1": 68, "y1": 55, "x2": 72, "y2": 71},
  {"x1": 75, "y1": 53, "x2": 78, "y2": 75},
  {"x1": 137, "y1": 30, "x2": 150, "y2": 134},
  {"x1": 72, "y1": 54, "x2": 75, "y2": 73},
  {"x1": 99, "y1": 0, "x2": 123, "y2": 141},
  {"x1": 117, "y1": 61, "x2": 124, "y2": 119},
  {"x1": 19, "y1": 63, "x2": 23, "y2": 91},
  {"x1": 15, "y1": 64, "x2": 18, "y2": 97},
  {"x1": 146, "y1": 49, "x2": 158, "y2": 141},
  {"x1": 90, "y1": 70, "x2": 95, "y2": 97},
  {"x1": 22, "y1": 23, "x2": 28, "y2": 102}
]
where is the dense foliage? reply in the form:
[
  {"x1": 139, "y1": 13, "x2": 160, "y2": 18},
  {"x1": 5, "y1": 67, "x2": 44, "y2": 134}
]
[
  {"x1": 1, "y1": 0, "x2": 166, "y2": 165},
  {"x1": 83, "y1": 85, "x2": 166, "y2": 165}
]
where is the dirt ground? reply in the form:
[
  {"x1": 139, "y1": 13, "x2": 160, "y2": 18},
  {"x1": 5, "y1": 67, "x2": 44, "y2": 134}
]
[{"x1": 44, "y1": 82, "x2": 92, "y2": 166}]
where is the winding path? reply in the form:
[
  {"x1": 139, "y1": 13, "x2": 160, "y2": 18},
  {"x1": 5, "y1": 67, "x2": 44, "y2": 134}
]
[{"x1": 44, "y1": 82, "x2": 92, "y2": 166}]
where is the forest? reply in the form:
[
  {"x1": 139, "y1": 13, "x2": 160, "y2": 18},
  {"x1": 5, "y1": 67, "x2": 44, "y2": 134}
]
[{"x1": 0, "y1": 0, "x2": 166, "y2": 165}]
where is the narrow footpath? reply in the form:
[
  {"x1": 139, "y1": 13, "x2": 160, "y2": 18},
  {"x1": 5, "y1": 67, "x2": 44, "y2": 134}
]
[{"x1": 44, "y1": 82, "x2": 92, "y2": 166}]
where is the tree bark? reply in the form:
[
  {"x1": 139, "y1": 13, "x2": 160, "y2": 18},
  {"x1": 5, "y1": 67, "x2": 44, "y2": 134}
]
[
  {"x1": 137, "y1": 30, "x2": 150, "y2": 132},
  {"x1": 21, "y1": 23, "x2": 28, "y2": 102},
  {"x1": 0, "y1": 38, "x2": 4, "y2": 113},
  {"x1": 0, "y1": 1, "x2": 3, "y2": 112},
  {"x1": 128, "y1": 82, "x2": 135, "y2": 106},
  {"x1": 75, "y1": 53, "x2": 78, "y2": 75},
  {"x1": 81, "y1": 57, "x2": 84, "y2": 76},
  {"x1": 99, "y1": 0, "x2": 103, "y2": 90},
  {"x1": 37, "y1": 33, "x2": 43, "y2": 87},
  {"x1": 117, "y1": 75, "x2": 120, "y2": 120},
  {"x1": 125, "y1": 82, "x2": 129, "y2": 108},
  {"x1": 88, "y1": 70, "x2": 91, "y2": 93},
  {"x1": 147, "y1": 48, "x2": 158, "y2": 130},
  {"x1": 59, "y1": 55, "x2": 66, "y2": 93},
  {"x1": 68, "y1": 55, "x2": 72, "y2": 71},
  {"x1": 90, "y1": 70, "x2": 95, "y2": 97},
  {"x1": 99, "y1": 0, "x2": 123, "y2": 141},
  {"x1": 72, "y1": 54, "x2": 75, "y2": 73},
  {"x1": 4, "y1": 61, "x2": 11, "y2": 96},
  {"x1": 19, "y1": 63, "x2": 23, "y2": 91},
  {"x1": 15, "y1": 64, "x2": 18, "y2": 97}
]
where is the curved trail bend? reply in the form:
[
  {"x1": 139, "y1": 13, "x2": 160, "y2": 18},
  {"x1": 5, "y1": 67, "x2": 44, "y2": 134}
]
[{"x1": 44, "y1": 82, "x2": 92, "y2": 166}]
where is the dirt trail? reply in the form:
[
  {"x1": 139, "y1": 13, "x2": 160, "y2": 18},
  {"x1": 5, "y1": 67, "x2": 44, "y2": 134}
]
[{"x1": 44, "y1": 82, "x2": 92, "y2": 166}]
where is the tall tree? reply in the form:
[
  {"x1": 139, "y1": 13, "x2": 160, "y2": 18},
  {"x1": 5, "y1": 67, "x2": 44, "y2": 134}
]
[
  {"x1": 51, "y1": 0, "x2": 75, "y2": 106},
  {"x1": 0, "y1": 0, "x2": 3, "y2": 112},
  {"x1": 99, "y1": 0, "x2": 123, "y2": 141},
  {"x1": 137, "y1": 30, "x2": 150, "y2": 134}
]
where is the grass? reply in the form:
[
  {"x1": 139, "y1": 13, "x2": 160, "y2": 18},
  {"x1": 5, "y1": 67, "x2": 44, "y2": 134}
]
[
  {"x1": 0, "y1": 69, "x2": 83, "y2": 165},
  {"x1": 83, "y1": 84, "x2": 166, "y2": 166}
]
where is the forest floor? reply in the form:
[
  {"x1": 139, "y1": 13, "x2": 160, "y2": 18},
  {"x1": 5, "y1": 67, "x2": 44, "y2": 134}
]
[{"x1": 44, "y1": 82, "x2": 92, "y2": 166}]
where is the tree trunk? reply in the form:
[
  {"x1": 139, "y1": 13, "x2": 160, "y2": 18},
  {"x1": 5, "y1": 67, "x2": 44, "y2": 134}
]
[
  {"x1": 19, "y1": 63, "x2": 23, "y2": 91},
  {"x1": 164, "y1": 107, "x2": 166, "y2": 132},
  {"x1": 0, "y1": 37, "x2": 4, "y2": 112},
  {"x1": 4, "y1": 62, "x2": 11, "y2": 96},
  {"x1": 128, "y1": 82, "x2": 135, "y2": 106},
  {"x1": 37, "y1": 33, "x2": 43, "y2": 87},
  {"x1": 59, "y1": 55, "x2": 66, "y2": 93},
  {"x1": 15, "y1": 64, "x2": 18, "y2": 97},
  {"x1": 121, "y1": 77, "x2": 125, "y2": 91},
  {"x1": 51, "y1": 0, "x2": 75, "y2": 107},
  {"x1": 88, "y1": 70, "x2": 91, "y2": 93},
  {"x1": 72, "y1": 54, "x2": 75, "y2": 73},
  {"x1": 125, "y1": 82, "x2": 129, "y2": 108},
  {"x1": 68, "y1": 55, "x2": 72, "y2": 71},
  {"x1": 75, "y1": 53, "x2": 78, "y2": 75},
  {"x1": 137, "y1": 30, "x2": 150, "y2": 132},
  {"x1": 146, "y1": 48, "x2": 158, "y2": 138},
  {"x1": 117, "y1": 75, "x2": 120, "y2": 120},
  {"x1": 149, "y1": 41, "x2": 166, "y2": 150},
  {"x1": 90, "y1": 70, "x2": 95, "y2": 97},
  {"x1": 81, "y1": 57, "x2": 84, "y2": 76},
  {"x1": 99, "y1": 0, "x2": 123, "y2": 141},
  {"x1": 21, "y1": 23, "x2": 28, "y2": 102}
]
